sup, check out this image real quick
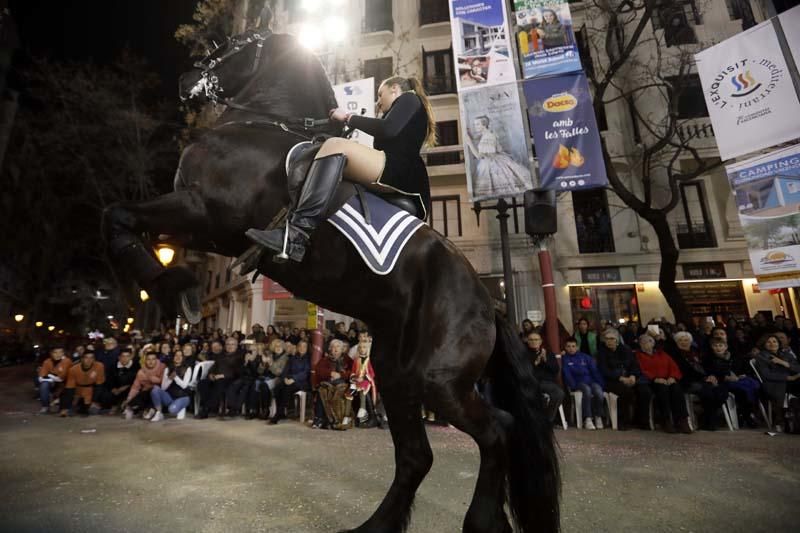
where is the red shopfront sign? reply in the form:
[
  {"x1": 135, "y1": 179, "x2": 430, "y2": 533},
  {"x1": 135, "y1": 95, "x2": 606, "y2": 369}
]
[{"x1": 262, "y1": 278, "x2": 293, "y2": 300}]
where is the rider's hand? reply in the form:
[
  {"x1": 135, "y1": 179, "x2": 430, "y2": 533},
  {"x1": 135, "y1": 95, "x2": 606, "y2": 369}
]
[{"x1": 329, "y1": 108, "x2": 349, "y2": 123}]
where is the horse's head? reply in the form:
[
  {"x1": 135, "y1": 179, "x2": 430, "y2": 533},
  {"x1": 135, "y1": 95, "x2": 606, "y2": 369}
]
[{"x1": 179, "y1": 31, "x2": 339, "y2": 125}]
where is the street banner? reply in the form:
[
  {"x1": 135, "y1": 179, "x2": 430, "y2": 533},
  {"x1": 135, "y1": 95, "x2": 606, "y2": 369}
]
[
  {"x1": 459, "y1": 83, "x2": 533, "y2": 201},
  {"x1": 726, "y1": 143, "x2": 800, "y2": 289},
  {"x1": 523, "y1": 73, "x2": 607, "y2": 191},
  {"x1": 262, "y1": 278, "x2": 293, "y2": 300},
  {"x1": 778, "y1": 5, "x2": 800, "y2": 65},
  {"x1": 449, "y1": 0, "x2": 516, "y2": 90},
  {"x1": 695, "y1": 19, "x2": 800, "y2": 160},
  {"x1": 512, "y1": 1, "x2": 582, "y2": 79},
  {"x1": 333, "y1": 78, "x2": 375, "y2": 147}
]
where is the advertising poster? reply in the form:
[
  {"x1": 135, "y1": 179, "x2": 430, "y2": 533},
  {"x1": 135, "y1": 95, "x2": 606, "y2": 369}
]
[
  {"x1": 695, "y1": 19, "x2": 800, "y2": 160},
  {"x1": 512, "y1": 1, "x2": 582, "y2": 79},
  {"x1": 778, "y1": 5, "x2": 800, "y2": 63},
  {"x1": 449, "y1": 0, "x2": 516, "y2": 90},
  {"x1": 726, "y1": 144, "x2": 800, "y2": 289},
  {"x1": 459, "y1": 83, "x2": 533, "y2": 201},
  {"x1": 523, "y1": 73, "x2": 607, "y2": 191},
  {"x1": 333, "y1": 77, "x2": 375, "y2": 147}
]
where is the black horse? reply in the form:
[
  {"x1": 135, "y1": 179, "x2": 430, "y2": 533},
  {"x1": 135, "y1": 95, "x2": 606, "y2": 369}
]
[{"x1": 104, "y1": 31, "x2": 560, "y2": 533}]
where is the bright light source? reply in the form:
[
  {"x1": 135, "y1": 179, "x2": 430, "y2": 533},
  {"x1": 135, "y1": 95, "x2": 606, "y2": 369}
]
[
  {"x1": 323, "y1": 16, "x2": 348, "y2": 43},
  {"x1": 35, "y1": 321, "x2": 43, "y2": 328},
  {"x1": 300, "y1": 0, "x2": 320, "y2": 11},
  {"x1": 33, "y1": 344, "x2": 39, "y2": 349},
  {"x1": 618, "y1": 318, "x2": 626, "y2": 324},
  {"x1": 298, "y1": 23, "x2": 323, "y2": 50},
  {"x1": 140, "y1": 290, "x2": 150, "y2": 302},
  {"x1": 58, "y1": 329, "x2": 64, "y2": 334},
  {"x1": 123, "y1": 324, "x2": 130, "y2": 333},
  {"x1": 14, "y1": 314, "x2": 24, "y2": 323},
  {"x1": 127, "y1": 317, "x2": 134, "y2": 324},
  {"x1": 182, "y1": 323, "x2": 189, "y2": 331},
  {"x1": 47, "y1": 326, "x2": 55, "y2": 331},
  {"x1": 107, "y1": 315, "x2": 114, "y2": 320},
  {"x1": 156, "y1": 246, "x2": 175, "y2": 267}
]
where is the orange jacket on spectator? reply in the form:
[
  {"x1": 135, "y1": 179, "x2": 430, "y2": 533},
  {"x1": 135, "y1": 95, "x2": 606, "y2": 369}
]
[
  {"x1": 39, "y1": 357, "x2": 72, "y2": 381},
  {"x1": 312, "y1": 354, "x2": 353, "y2": 388},
  {"x1": 126, "y1": 361, "x2": 166, "y2": 401},
  {"x1": 65, "y1": 361, "x2": 106, "y2": 405},
  {"x1": 635, "y1": 349, "x2": 682, "y2": 381}
]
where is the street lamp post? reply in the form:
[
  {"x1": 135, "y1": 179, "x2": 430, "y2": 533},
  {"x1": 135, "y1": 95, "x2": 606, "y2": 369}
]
[{"x1": 473, "y1": 199, "x2": 517, "y2": 328}]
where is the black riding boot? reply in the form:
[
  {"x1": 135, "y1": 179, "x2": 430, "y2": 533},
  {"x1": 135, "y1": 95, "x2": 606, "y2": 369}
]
[{"x1": 246, "y1": 154, "x2": 346, "y2": 262}]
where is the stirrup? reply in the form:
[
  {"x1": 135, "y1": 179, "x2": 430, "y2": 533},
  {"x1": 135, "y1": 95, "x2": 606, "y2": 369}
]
[{"x1": 274, "y1": 219, "x2": 291, "y2": 263}]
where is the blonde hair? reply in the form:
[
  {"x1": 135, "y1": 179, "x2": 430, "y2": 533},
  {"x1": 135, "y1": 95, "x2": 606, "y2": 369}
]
[{"x1": 380, "y1": 76, "x2": 437, "y2": 147}]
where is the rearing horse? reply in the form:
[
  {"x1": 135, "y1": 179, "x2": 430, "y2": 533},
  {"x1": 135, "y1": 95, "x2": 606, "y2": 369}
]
[{"x1": 103, "y1": 30, "x2": 560, "y2": 533}]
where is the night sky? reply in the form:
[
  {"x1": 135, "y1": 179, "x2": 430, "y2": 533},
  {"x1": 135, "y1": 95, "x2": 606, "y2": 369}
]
[{"x1": 9, "y1": 0, "x2": 199, "y2": 101}]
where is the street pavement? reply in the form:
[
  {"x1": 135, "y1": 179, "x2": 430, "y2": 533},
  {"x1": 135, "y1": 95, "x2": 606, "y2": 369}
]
[{"x1": 0, "y1": 365, "x2": 797, "y2": 533}]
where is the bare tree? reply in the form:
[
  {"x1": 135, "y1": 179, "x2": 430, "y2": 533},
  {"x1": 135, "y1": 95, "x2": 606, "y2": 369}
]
[{"x1": 582, "y1": 0, "x2": 726, "y2": 324}]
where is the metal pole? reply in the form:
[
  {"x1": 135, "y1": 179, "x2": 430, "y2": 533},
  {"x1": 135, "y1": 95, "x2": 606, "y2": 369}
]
[
  {"x1": 496, "y1": 199, "x2": 517, "y2": 328},
  {"x1": 772, "y1": 15, "x2": 800, "y2": 103},
  {"x1": 537, "y1": 241, "x2": 560, "y2": 354}
]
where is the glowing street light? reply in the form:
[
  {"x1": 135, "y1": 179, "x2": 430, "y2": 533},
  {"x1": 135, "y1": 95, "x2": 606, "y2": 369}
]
[
  {"x1": 127, "y1": 317, "x2": 134, "y2": 324},
  {"x1": 140, "y1": 290, "x2": 150, "y2": 302},
  {"x1": 35, "y1": 321, "x2": 43, "y2": 328},
  {"x1": 156, "y1": 245, "x2": 175, "y2": 267},
  {"x1": 47, "y1": 325, "x2": 55, "y2": 331},
  {"x1": 14, "y1": 314, "x2": 24, "y2": 323}
]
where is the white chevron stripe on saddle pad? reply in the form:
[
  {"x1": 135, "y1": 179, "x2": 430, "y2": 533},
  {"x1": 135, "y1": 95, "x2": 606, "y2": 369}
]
[{"x1": 327, "y1": 193, "x2": 425, "y2": 276}]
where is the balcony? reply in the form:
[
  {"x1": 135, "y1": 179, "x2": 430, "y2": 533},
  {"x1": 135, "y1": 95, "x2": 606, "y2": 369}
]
[
  {"x1": 362, "y1": 15, "x2": 393, "y2": 35},
  {"x1": 422, "y1": 144, "x2": 464, "y2": 167},
  {"x1": 420, "y1": 1, "x2": 450, "y2": 26},
  {"x1": 675, "y1": 219, "x2": 716, "y2": 249}
]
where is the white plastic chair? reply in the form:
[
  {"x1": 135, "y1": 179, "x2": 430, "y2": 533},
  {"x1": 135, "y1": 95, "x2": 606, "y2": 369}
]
[
  {"x1": 543, "y1": 392, "x2": 568, "y2": 430},
  {"x1": 295, "y1": 390, "x2": 307, "y2": 423},
  {"x1": 750, "y1": 358, "x2": 774, "y2": 429},
  {"x1": 570, "y1": 390, "x2": 583, "y2": 429},
  {"x1": 604, "y1": 392, "x2": 619, "y2": 430},
  {"x1": 722, "y1": 393, "x2": 738, "y2": 431}
]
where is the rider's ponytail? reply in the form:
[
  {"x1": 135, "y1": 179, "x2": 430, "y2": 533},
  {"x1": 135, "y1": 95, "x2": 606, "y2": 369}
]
[{"x1": 381, "y1": 76, "x2": 438, "y2": 148}]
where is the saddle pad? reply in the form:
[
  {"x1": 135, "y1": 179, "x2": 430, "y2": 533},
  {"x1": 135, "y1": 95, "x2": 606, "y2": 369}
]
[{"x1": 327, "y1": 193, "x2": 425, "y2": 276}]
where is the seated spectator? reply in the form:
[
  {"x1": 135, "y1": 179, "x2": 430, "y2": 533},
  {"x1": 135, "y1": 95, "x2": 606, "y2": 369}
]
[
  {"x1": 520, "y1": 319, "x2": 535, "y2": 339},
  {"x1": 333, "y1": 322, "x2": 350, "y2": 343},
  {"x1": 158, "y1": 342, "x2": 173, "y2": 363},
  {"x1": 123, "y1": 351, "x2": 165, "y2": 420},
  {"x1": 98, "y1": 337, "x2": 121, "y2": 372},
  {"x1": 754, "y1": 334, "x2": 800, "y2": 433},
  {"x1": 196, "y1": 337, "x2": 244, "y2": 419},
  {"x1": 104, "y1": 347, "x2": 138, "y2": 414},
  {"x1": 247, "y1": 323, "x2": 267, "y2": 343},
  {"x1": 60, "y1": 350, "x2": 106, "y2": 417},
  {"x1": 670, "y1": 331, "x2": 728, "y2": 431},
  {"x1": 245, "y1": 343, "x2": 273, "y2": 419},
  {"x1": 635, "y1": 334, "x2": 691, "y2": 433},
  {"x1": 150, "y1": 350, "x2": 192, "y2": 421},
  {"x1": 573, "y1": 318, "x2": 598, "y2": 358},
  {"x1": 704, "y1": 338, "x2": 760, "y2": 428},
  {"x1": 348, "y1": 337, "x2": 378, "y2": 428},
  {"x1": 311, "y1": 339, "x2": 353, "y2": 430},
  {"x1": 181, "y1": 342, "x2": 197, "y2": 368},
  {"x1": 597, "y1": 332, "x2": 651, "y2": 430},
  {"x1": 270, "y1": 339, "x2": 310, "y2": 424},
  {"x1": 348, "y1": 330, "x2": 370, "y2": 359},
  {"x1": 562, "y1": 337, "x2": 605, "y2": 430},
  {"x1": 525, "y1": 332, "x2": 564, "y2": 423},
  {"x1": 37, "y1": 346, "x2": 71, "y2": 414},
  {"x1": 265, "y1": 338, "x2": 289, "y2": 391}
]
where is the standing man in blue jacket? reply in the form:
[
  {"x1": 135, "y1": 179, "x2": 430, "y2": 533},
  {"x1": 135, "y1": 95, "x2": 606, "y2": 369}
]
[{"x1": 562, "y1": 337, "x2": 605, "y2": 430}]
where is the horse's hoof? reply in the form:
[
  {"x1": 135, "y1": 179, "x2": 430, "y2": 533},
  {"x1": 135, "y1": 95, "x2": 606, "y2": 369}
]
[{"x1": 179, "y1": 287, "x2": 202, "y2": 324}]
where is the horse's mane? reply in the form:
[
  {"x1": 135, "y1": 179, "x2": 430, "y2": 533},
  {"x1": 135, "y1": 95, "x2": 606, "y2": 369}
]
[{"x1": 241, "y1": 33, "x2": 339, "y2": 120}]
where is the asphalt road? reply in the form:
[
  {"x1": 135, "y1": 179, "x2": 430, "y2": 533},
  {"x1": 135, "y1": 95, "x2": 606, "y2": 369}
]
[{"x1": 0, "y1": 366, "x2": 797, "y2": 533}]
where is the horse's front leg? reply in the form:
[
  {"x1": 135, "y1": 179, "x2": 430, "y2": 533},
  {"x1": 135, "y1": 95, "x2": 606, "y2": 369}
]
[{"x1": 103, "y1": 190, "x2": 208, "y2": 321}]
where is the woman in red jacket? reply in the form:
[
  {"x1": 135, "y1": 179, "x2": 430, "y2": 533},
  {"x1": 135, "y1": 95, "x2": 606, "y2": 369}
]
[{"x1": 635, "y1": 334, "x2": 692, "y2": 434}]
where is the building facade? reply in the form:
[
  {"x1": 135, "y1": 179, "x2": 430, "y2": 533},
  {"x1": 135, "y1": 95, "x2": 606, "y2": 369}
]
[{"x1": 196, "y1": 0, "x2": 795, "y2": 334}]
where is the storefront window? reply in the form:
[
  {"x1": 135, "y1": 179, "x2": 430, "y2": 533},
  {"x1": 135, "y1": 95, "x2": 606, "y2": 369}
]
[{"x1": 569, "y1": 285, "x2": 640, "y2": 330}]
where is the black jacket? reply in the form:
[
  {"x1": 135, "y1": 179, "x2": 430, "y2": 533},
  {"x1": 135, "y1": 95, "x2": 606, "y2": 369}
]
[
  {"x1": 211, "y1": 351, "x2": 244, "y2": 380},
  {"x1": 597, "y1": 344, "x2": 642, "y2": 382},
  {"x1": 528, "y1": 348, "x2": 560, "y2": 384},
  {"x1": 108, "y1": 362, "x2": 138, "y2": 390}
]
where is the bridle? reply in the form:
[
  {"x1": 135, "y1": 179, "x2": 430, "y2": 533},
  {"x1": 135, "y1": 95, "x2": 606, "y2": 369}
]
[{"x1": 189, "y1": 30, "x2": 332, "y2": 139}]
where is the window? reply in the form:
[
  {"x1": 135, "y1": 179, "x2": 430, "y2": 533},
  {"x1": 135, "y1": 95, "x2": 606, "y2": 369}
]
[
  {"x1": 225, "y1": 267, "x2": 231, "y2": 283},
  {"x1": 206, "y1": 270, "x2": 212, "y2": 294},
  {"x1": 569, "y1": 285, "x2": 640, "y2": 330},
  {"x1": 420, "y1": 0, "x2": 450, "y2": 26},
  {"x1": 667, "y1": 74, "x2": 708, "y2": 119},
  {"x1": 215, "y1": 272, "x2": 220, "y2": 289},
  {"x1": 725, "y1": 0, "x2": 756, "y2": 29},
  {"x1": 429, "y1": 195, "x2": 463, "y2": 237},
  {"x1": 676, "y1": 182, "x2": 716, "y2": 248},
  {"x1": 363, "y1": 57, "x2": 393, "y2": 96},
  {"x1": 422, "y1": 46, "x2": 456, "y2": 95},
  {"x1": 650, "y1": 0, "x2": 700, "y2": 46},
  {"x1": 427, "y1": 121, "x2": 460, "y2": 166},
  {"x1": 572, "y1": 189, "x2": 615, "y2": 253},
  {"x1": 364, "y1": 0, "x2": 393, "y2": 33}
]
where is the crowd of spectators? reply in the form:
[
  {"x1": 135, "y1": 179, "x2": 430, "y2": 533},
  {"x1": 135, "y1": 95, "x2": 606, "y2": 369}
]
[
  {"x1": 521, "y1": 312, "x2": 800, "y2": 434},
  {"x1": 33, "y1": 321, "x2": 383, "y2": 431}
]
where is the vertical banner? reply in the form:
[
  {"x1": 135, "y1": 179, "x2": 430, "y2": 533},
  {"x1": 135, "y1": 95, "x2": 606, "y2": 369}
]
[
  {"x1": 512, "y1": 1, "x2": 582, "y2": 79},
  {"x1": 333, "y1": 78, "x2": 375, "y2": 147},
  {"x1": 695, "y1": 19, "x2": 800, "y2": 160},
  {"x1": 523, "y1": 73, "x2": 606, "y2": 191},
  {"x1": 778, "y1": 5, "x2": 800, "y2": 65},
  {"x1": 449, "y1": 0, "x2": 517, "y2": 90},
  {"x1": 726, "y1": 144, "x2": 800, "y2": 289},
  {"x1": 460, "y1": 83, "x2": 533, "y2": 201}
]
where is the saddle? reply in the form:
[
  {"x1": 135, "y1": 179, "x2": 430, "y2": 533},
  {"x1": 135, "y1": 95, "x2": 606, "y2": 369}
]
[{"x1": 285, "y1": 141, "x2": 423, "y2": 222}]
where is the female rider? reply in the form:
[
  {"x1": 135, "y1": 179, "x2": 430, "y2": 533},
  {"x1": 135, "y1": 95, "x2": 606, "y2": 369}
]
[{"x1": 246, "y1": 75, "x2": 437, "y2": 262}]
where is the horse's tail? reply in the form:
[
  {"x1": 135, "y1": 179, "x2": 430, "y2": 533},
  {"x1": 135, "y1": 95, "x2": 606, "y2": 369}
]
[{"x1": 488, "y1": 311, "x2": 561, "y2": 533}]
